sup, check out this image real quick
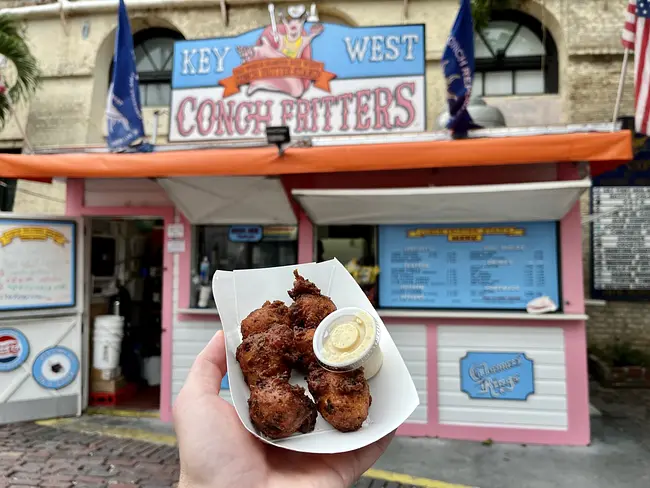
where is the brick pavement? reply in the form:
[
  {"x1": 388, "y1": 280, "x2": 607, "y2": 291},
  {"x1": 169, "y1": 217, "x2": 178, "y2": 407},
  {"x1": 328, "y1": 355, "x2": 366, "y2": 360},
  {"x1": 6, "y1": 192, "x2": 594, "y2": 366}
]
[
  {"x1": 0, "y1": 422, "x2": 420, "y2": 488},
  {"x1": 0, "y1": 422, "x2": 180, "y2": 488}
]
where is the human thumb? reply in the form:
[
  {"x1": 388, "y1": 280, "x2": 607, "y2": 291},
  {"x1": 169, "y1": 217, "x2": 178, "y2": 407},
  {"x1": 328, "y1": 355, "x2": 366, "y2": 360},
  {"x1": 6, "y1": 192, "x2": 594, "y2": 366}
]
[{"x1": 185, "y1": 329, "x2": 228, "y2": 395}]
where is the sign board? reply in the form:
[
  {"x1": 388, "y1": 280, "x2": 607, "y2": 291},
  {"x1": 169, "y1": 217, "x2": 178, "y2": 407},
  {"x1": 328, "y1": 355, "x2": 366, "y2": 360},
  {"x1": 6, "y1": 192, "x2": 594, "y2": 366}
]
[
  {"x1": 229, "y1": 225, "x2": 264, "y2": 242},
  {"x1": 0, "y1": 328, "x2": 29, "y2": 372},
  {"x1": 591, "y1": 139, "x2": 650, "y2": 300},
  {"x1": 377, "y1": 222, "x2": 560, "y2": 310},
  {"x1": 170, "y1": 12, "x2": 426, "y2": 141},
  {"x1": 0, "y1": 220, "x2": 76, "y2": 311},
  {"x1": 460, "y1": 351, "x2": 535, "y2": 401}
]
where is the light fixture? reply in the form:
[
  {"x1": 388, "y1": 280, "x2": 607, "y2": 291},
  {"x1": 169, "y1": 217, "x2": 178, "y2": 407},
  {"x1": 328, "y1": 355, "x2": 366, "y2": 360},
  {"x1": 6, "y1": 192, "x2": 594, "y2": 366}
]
[
  {"x1": 436, "y1": 96, "x2": 507, "y2": 130},
  {"x1": 307, "y1": 3, "x2": 320, "y2": 22}
]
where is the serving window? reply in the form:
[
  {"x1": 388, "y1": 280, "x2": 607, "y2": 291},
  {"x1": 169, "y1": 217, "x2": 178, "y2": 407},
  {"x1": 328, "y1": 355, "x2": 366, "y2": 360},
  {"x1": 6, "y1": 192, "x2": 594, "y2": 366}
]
[
  {"x1": 314, "y1": 221, "x2": 562, "y2": 312},
  {"x1": 190, "y1": 225, "x2": 298, "y2": 308},
  {"x1": 316, "y1": 225, "x2": 380, "y2": 306}
]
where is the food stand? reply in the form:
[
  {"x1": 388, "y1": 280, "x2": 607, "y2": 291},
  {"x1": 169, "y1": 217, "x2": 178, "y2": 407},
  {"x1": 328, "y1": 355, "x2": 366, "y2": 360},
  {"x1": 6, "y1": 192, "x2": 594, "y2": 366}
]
[{"x1": 0, "y1": 14, "x2": 634, "y2": 445}]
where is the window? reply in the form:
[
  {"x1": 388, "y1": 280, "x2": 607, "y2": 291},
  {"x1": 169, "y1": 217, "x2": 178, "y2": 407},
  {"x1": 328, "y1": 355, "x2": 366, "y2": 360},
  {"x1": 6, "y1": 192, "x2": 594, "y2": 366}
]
[
  {"x1": 109, "y1": 28, "x2": 183, "y2": 107},
  {"x1": 474, "y1": 11, "x2": 558, "y2": 96},
  {"x1": 191, "y1": 225, "x2": 298, "y2": 308},
  {"x1": 316, "y1": 225, "x2": 379, "y2": 306}
]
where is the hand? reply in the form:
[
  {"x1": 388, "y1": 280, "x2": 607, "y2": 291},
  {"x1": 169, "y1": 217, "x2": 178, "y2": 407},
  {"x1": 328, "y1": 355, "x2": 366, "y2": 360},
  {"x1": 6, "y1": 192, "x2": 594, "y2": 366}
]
[
  {"x1": 173, "y1": 330, "x2": 394, "y2": 488},
  {"x1": 310, "y1": 23, "x2": 324, "y2": 36}
]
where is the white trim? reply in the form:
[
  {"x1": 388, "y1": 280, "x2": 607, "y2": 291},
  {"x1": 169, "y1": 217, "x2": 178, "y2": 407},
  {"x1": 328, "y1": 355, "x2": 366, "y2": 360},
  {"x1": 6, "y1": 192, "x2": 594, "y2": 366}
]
[
  {"x1": 585, "y1": 299, "x2": 607, "y2": 307},
  {"x1": 175, "y1": 307, "x2": 588, "y2": 321},
  {"x1": 378, "y1": 310, "x2": 588, "y2": 321},
  {"x1": 177, "y1": 308, "x2": 219, "y2": 315},
  {"x1": 293, "y1": 178, "x2": 591, "y2": 198}
]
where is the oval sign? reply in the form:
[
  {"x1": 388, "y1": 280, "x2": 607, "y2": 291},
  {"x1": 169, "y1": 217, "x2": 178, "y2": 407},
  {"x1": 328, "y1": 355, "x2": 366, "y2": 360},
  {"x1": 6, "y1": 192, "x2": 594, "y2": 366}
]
[
  {"x1": 0, "y1": 328, "x2": 30, "y2": 372},
  {"x1": 32, "y1": 346, "x2": 80, "y2": 390}
]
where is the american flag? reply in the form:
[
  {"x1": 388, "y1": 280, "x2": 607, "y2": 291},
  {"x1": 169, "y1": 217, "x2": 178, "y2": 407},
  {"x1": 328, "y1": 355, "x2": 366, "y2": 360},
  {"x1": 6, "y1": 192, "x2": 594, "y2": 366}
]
[{"x1": 622, "y1": 0, "x2": 650, "y2": 134}]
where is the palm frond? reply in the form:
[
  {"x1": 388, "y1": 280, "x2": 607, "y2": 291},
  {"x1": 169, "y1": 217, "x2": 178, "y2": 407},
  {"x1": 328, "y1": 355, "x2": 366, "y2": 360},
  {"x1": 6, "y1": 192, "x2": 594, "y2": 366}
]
[{"x1": 0, "y1": 14, "x2": 41, "y2": 128}]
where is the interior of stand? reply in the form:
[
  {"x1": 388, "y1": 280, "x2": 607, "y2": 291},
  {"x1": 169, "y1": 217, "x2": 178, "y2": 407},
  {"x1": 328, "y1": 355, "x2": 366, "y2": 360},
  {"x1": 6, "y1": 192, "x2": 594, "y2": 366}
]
[{"x1": 88, "y1": 217, "x2": 163, "y2": 410}]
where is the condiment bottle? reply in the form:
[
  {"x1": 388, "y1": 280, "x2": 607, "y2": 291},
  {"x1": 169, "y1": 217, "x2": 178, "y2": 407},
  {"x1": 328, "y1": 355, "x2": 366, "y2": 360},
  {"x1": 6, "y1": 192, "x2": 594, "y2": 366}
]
[{"x1": 312, "y1": 307, "x2": 383, "y2": 380}]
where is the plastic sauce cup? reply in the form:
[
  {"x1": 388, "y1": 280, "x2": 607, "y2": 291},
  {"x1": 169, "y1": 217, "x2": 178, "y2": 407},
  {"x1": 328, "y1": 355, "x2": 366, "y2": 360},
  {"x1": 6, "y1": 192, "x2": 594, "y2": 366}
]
[{"x1": 313, "y1": 307, "x2": 383, "y2": 380}]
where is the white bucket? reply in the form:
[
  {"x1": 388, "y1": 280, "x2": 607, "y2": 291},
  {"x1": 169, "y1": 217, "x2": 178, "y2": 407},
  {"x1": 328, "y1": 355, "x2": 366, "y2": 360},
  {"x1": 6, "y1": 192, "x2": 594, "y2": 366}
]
[
  {"x1": 94, "y1": 315, "x2": 125, "y2": 335},
  {"x1": 93, "y1": 315, "x2": 125, "y2": 370},
  {"x1": 93, "y1": 335, "x2": 122, "y2": 369}
]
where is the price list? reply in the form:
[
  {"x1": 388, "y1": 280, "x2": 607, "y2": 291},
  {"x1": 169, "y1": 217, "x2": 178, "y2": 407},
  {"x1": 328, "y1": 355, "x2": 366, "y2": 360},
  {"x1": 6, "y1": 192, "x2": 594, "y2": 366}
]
[
  {"x1": 378, "y1": 222, "x2": 560, "y2": 310},
  {"x1": 591, "y1": 186, "x2": 650, "y2": 299}
]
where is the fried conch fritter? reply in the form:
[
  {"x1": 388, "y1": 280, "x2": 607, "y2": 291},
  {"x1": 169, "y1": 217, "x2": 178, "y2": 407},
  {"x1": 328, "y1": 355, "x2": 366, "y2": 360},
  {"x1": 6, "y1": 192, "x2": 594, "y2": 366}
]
[
  {"x1": 241, "y1": 300, "x2": 291, "y2": 339},
  {"x1": 307, "y1": 367, "x2": 371, "y2": 432},
  {"x1": 287, "y1": 270, "x2": 337, "y2": 329},
  {"x1": 248, "y1": 377, "x2": 318, "y2": 439},
  {"x1": 291, "y1": 327, "x2": 318, "y2": 372},
  {"x1": 236, "y1": 323, "x2": 293, "y2": 386}
]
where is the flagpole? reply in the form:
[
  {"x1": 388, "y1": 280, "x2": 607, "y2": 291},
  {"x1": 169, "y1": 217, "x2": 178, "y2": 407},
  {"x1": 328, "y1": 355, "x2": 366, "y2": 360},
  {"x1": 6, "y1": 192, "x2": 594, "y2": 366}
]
[{"x1": 612, "y1": 48, "x2": 630, "y2": 129}]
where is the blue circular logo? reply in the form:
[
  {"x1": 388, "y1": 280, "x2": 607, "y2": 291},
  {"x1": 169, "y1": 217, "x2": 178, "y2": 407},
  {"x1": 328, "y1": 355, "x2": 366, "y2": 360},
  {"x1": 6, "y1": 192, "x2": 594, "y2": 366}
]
[
  {"x1": 0, "y1": 328, "x2": 29, "y2": 372},
  {"x1": 32, "y1": 346, "x2": 79, "y2": 390}
]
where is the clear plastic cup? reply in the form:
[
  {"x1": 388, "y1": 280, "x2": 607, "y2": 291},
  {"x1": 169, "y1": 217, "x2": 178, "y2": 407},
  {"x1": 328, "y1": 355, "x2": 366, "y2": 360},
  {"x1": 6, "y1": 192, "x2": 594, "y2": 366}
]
[{"x1": 312, "y1": 307, "x2": 383, "y2": 380}]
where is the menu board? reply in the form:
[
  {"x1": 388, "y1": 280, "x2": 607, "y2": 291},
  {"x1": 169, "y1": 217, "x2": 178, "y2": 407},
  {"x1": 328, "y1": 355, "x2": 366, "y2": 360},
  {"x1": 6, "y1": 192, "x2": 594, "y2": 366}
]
[
  {"x1": 378, "y1": 222, "x2": 560, "y2": 310},
  {"x1": 591, "y1": 160, "x2": 650, "y2": 300},
  {"x1": 0, "y1": 219, "x2": 77, "y2": 311}
]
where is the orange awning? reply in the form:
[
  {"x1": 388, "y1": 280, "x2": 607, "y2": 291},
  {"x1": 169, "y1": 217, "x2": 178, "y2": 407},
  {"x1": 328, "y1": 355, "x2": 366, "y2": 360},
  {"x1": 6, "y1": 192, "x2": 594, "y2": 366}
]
[{"x1": 0, "y1": 130, "x2": 633, "y2": 179}]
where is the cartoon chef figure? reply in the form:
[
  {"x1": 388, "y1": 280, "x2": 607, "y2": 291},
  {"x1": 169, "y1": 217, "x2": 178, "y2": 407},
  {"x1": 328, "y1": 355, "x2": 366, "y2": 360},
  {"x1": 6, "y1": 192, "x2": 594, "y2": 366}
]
[{"x1": 236, "y1": 4, "x2": 324, "y2": 98}]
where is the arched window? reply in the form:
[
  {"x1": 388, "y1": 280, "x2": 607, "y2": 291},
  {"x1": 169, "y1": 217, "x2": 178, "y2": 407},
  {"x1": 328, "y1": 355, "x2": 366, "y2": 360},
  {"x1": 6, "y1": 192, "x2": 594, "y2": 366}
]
[
  {"x1": 473, "y1": 11, "x2": 558, "y2": 96},
  {"x1": 109, "y1": 28, "x2": 184, "y2": 107}
]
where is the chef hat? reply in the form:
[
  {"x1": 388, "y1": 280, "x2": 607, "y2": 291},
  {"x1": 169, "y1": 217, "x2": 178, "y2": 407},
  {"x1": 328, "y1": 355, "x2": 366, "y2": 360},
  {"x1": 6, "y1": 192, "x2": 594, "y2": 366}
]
[{"x1": 282, "y1": 4, "x2": 307, "y2": 19}]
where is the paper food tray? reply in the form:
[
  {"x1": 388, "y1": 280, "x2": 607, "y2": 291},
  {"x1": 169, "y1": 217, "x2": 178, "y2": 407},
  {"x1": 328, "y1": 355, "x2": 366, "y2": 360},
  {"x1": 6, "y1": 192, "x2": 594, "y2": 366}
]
[{"x1": 212, "y1": 259, "x2": 419, "y2": 454}]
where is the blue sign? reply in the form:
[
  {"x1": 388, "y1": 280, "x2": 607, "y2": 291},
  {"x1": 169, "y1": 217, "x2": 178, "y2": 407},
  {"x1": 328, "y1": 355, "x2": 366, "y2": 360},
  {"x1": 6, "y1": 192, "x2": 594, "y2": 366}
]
[
  {"x1": 378, "y1": 222, "x2": 560, "y2": 310},
  {"x1": 0, "y1": 328, "x2": 29, "y2": 372},
  {"x1": 170, "y1": 11, "x2": 426, "y2": 141},
  {"x1": 32, "y1": 346, "x2": 80, "y2": 390},
  {"x1": 460, "y1": 352, "x2": 535, "y2": 401},
  {"x1": 221, "y1": 373, "x2": 229, "y2": 391},
  {"x1": 229, "y1": 226, "x2": 263, "y2": 243}
]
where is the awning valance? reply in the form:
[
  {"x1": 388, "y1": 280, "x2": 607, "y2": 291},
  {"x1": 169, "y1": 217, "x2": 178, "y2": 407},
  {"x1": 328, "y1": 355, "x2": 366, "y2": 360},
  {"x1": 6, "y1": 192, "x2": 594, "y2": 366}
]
[
  {"x1": 292, "y1": 178, "x2": 591, "y2": 225},
  {"x1": 0, "y1": 130, "x2": 632, "y2": 179},
  {"x1": 157, "y1": 176, "x2": 296, "y2": 224}
]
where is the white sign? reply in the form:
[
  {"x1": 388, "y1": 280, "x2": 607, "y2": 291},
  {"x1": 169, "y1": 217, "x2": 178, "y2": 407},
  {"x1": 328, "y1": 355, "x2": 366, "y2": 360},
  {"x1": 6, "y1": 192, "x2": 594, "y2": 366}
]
[
  {"x1": 169, "y1": 20, "x2": 426, "y2": 142},
  {"x1": 167, "y1": 239, "x2": 186, "y2": 254},
  {"x1": 0, "y1": 220, "x2": 76, "y2": 311},
  {"x1": 166, "y1": 223, "x2": 184, "y2": 239}
]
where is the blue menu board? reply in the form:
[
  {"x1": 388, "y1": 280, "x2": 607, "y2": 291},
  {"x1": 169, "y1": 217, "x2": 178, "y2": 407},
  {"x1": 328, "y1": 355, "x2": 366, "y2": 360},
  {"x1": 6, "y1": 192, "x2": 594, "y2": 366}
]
[{"x1": 378, "y1": 222, "x2": 560, "y2": 310}]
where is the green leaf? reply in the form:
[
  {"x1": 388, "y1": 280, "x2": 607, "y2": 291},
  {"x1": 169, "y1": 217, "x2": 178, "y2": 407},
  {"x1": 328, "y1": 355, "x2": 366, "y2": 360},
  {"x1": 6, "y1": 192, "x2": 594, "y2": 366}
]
[
  {"x1": 471, "y1": 0, "x2": 516, "y2": 30},
  {"x1": 0, "y1": 14, "x2": 41, "y2": 129}
]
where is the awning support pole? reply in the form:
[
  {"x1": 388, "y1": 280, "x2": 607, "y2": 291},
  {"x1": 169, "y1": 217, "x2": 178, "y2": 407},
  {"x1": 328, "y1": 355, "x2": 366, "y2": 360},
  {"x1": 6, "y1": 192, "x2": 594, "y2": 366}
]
[{"x1": 612, "y1": 48, "x2": 630, "y2": 130}]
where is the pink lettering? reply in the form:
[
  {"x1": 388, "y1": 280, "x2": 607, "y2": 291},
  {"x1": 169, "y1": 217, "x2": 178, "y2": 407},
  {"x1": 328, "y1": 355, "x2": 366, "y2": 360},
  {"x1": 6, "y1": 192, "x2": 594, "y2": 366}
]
[
  {"x1": 309, "y1": 98, "x2": 320, "y2": 132},
  {"x1": 235, "y1": 102, "x2": 253, "y2": 135},
  {"x1": 295, "y1": 99, "x2": 311, "y2": 133},
  {"x1": 215, "y1": 100, "x2": 236, "y2": 136},
  {"x1": 281, "y1": 100, "x2": 296, "y2": 127},
  {"x1": 321, "y1": 96, "x2": 336, "y2": 132},
  {"x1": 251, "y1": 101, "x2": 273, "y2": 135},
  {"x1": 373, "y1": 87, "x2": 393, "y2": 130},
  {"x1": 394, "y1": 82, "x2": 416, "y2": 129},
  {"x1": 337, "y1": 93, "x2": 354, "y2": 131},
  {"x1": 354, "y1": 89, "x2": 372, "y2": 131},
  {"x1": 176, "y1": 97, "x2": 196, "y2": 137},
  {"x1": 196, "y1": 99, "x2": 216, "y2": 136}
]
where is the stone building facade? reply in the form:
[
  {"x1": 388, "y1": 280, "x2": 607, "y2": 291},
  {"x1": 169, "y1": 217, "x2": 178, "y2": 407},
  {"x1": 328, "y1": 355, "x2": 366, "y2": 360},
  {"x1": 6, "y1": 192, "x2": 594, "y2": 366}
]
[{"x1": 0, "y1": 0, "x2": 646, "y2": 353}]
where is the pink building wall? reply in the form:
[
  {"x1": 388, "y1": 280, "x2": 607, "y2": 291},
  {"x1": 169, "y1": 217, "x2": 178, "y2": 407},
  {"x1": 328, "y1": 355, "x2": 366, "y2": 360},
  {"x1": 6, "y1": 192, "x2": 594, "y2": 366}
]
[{"x1": 68, "y1": 160, "x2": 590, "y2": 444}]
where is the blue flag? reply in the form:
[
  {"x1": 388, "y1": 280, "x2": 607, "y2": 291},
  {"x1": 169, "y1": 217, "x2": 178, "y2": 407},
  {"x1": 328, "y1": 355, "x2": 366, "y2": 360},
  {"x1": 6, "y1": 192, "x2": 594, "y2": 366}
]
[
  {"x1": 106, "y1": 0, "x2": 151, "y2": 152},
  {"x1": 441, "y1": 0, "x2": 479, "y2": 134}
]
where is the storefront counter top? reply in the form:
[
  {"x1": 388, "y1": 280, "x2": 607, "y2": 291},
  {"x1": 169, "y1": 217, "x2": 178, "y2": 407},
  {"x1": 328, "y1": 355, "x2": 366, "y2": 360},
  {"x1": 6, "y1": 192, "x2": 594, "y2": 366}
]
[{"x1": 177, "y1": 307, "x2": 587, "y2": 322}]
